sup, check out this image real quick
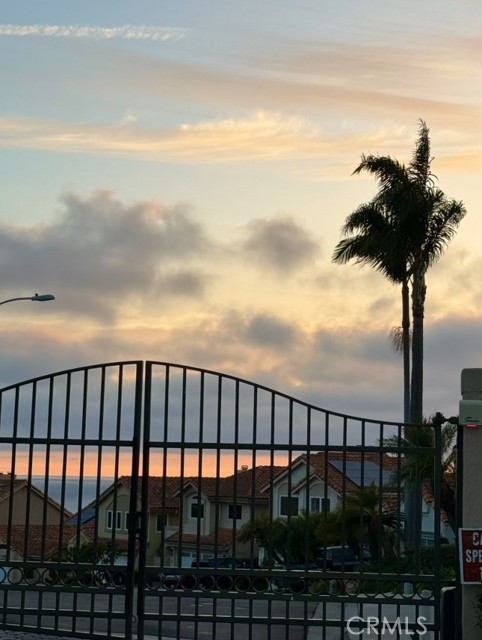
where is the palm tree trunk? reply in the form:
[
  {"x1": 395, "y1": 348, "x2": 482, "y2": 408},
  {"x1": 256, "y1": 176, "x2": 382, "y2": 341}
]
[
  {"x1": 410, "y1": 268, "x2": 426, "y2": 424},
  {"x1": 402, "y1": 280, "x2": 411, "y2": 424},
  {"x1": 405, "y1": 267, "x2": 426, "y2": 550},
  {"x1": 402, "y1": 277, "x2": 417, "y2": 550}
]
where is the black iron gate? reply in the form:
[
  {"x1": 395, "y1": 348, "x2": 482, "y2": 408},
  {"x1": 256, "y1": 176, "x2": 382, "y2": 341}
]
[{"x1": 0, "y1": 361, "x2": 449, "y2": 639}]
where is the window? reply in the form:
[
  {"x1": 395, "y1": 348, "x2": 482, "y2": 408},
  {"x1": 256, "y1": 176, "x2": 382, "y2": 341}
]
[
  {"x1": 310, "y1": 497, "x2": 331, "y2": 513},
  {"x1": 107, "y1": 510, "x2": 123, "y2": 530},
  {"x1": 310, "y1": 497, "x2": 320, "y2": 513},
  {"x1": 125, "y1": 511, "x2": 130, "y2": 531},
  {"x1": 156, "y1": 514, "x2": 167, "y2": 531},
  {"x1": 280, "y1": 496, "x2": 298, "y2": 517},
  {"x1": 228, "y1": 504, "x2": 242, "y2": 520},
  {"x1": 190, "y1": 497, "x2": 204, "y2": 519}
]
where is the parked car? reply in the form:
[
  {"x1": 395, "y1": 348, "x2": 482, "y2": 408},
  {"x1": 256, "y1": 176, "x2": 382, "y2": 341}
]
[
  {"x1": 316, "y1": 546, "x2": 363, "y2": 571},
  {"x1": 204, "y1": 557, "x2": 251, "y2": 569}
]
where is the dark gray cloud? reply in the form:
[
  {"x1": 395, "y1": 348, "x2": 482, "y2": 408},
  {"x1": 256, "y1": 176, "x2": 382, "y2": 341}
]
[
  {"x1": 244, "y1": 312, "x2": 298, "y2": 348},
  {"x1": 244, "y1": 216, "x2": 319, "y2": 274},
  {"x1": 0, "y1": 191, "x2": 210, "y2": 319},
  {"x1": 368, "y1": 294, "x2": 399, "y2": 316},
  {"x1": 423, "y1": 316, "x2": 482, "y2": 418},
  {"x1": 313, "y1": 326, "x2": 399, "y2": 365},
  {"x1": 158, "y1": 270, "x2": 207, "y2": 297}
]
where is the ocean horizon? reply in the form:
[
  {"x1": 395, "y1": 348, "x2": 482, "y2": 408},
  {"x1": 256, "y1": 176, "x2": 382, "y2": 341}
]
[{"x1": 25, "y1": 476, "x2": 114, "y2": 514}]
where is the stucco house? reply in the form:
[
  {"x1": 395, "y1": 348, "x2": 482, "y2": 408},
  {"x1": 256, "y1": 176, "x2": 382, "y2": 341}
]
[
  {"x1": 0, "y1": 473, "x2": 76, "y2": 571},
  {"x1": 266, "y1": 451, "x2": 399, "y2": 518},
  {"x1": 92, "y1": 466, "x2": 285, "y2": 567},
  {"x1": 88, "y1": 451, "x2": 454, "y2": 568},
  {"x1": 0, "y1": 473, "x2": 71, "y2": 527},
  {"x1": 164, "y1": 466, "x2": 285, "y2": 567},
  {"x1": 0, "y1": 523, "x2": 85, "y2": 562},
  {"x1": 265, "y1": 451, "x2": 455, "y2": 546}
]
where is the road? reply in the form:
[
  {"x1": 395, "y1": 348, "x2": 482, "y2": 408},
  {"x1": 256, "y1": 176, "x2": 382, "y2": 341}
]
[
  {"x1": 0, "y1": 586, "x2": 437, "y2": 639},
  {"x1": 0, "y1": 588, "x2": 318, "y2": 640}
]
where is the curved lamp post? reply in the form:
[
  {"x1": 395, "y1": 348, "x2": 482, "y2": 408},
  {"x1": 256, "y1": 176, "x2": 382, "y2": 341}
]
[{"x1": 0, "y1": 293, "x2": 56, "y2": 306}]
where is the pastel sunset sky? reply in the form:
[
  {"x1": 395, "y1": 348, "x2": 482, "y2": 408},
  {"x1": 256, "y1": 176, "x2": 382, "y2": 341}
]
[{"x1": 1, "y1": 0, "x2": 481, "y2": 426}]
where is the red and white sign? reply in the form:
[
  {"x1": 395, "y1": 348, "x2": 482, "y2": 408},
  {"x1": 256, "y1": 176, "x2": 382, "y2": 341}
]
[{"x1": 459, "y1": 528, "x2": 482, "y2": 584}]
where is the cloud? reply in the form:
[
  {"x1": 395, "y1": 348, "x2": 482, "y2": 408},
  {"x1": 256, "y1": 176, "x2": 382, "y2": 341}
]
[
  {"x1": 0, "y1": 112, "x2": 362, "y2": 165},
  {"x1": 2, "y1": 111, "x2": 479, "y2": 175},
  {"x1": 0, "y1": 24, "x2": 187, "y2": 41},
  {"x1": 0, "y1": 299, "x2": 477, "y2": 426},
  {"x1": 76, "y1": 36, "x2": 480, "y2": 135},
  {"x1": 158, "y1": 270, "x2": 208, "y2": 297},
  {"x1": 244, "y1": 216, "x2": 319, "y2": 274},
  {"x1": 0, "y1": 191, "x2": 211, "y2": 320},
  {"x1": 180, "y1": 111, "x2": 308, "y2": 136},
  {"x1": 244, "y1": 313, "x2": 298, "y2": 348}
]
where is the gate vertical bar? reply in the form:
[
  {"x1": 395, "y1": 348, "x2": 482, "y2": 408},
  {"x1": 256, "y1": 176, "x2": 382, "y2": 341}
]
[
  {"x1": 433, "y1": 421, "x2": 442, "y2": 637},
  {"x1": 137, "y1": 361, "x2": 152, "y2": 640},
  {"x1": 125, "y1": 361, "x2": 144, "y2": 640}
]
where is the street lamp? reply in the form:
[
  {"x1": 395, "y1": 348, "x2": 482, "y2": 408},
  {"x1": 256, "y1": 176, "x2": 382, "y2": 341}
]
[{"x1": 0, "y1": 293, "x2": 56, "y2": 306}]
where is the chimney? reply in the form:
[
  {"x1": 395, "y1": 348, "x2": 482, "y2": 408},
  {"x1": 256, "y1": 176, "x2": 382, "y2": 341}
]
[{"x1": 241, "y1": 465, "x2": 248, "y2": 471}]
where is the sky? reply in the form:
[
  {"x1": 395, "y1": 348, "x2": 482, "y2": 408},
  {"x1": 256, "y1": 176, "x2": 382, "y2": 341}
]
[{"x1": 1, "y1": 0, "x2": 481, "y2": 429}]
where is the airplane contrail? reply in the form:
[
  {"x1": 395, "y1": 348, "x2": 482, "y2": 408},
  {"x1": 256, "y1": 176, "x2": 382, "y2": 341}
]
[{"x1": 0, "y1": 24, "x2": 187, "y2": 41}]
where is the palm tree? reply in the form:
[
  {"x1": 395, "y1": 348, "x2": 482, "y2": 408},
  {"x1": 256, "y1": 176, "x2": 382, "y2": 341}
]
[
  {"x1": 237, "y1": 513, "x2": 288, "y2": 566},
  {"x1": 343, "y1": 121, "x2": 466, "y2": 424},
  {"x1": 238, "y1": 511, "x2": 330, "y2": 566},
  {"x1": 333, "y1": 121, "x2": 465, "y2": 549},
  {"x1": 315, "y1": 484, "x2": 403, "y2": 564},
  {"x1": 384, "y1": 418, "x2": 457, "y2": 532}
]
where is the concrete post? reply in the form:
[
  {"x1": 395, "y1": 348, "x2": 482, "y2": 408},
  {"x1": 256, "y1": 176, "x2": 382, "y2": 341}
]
[{"x1": 460, "y1": 369, "x2": 482, "y2": 638}]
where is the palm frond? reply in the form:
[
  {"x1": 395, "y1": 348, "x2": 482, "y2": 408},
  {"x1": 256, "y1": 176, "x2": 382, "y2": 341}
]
[
  {"x1": 353, "y1": 155, "x2": 411, "y2": 196},
  {"x1": 421, "y1": 194, "x2": 467, "y2": 267},
  {"x1": 389, "y1": 325, "x2": 411, "y2": 355},
  {"x1": 333, "y1": 201, "x2": 409, "y2": 283},
  {"x1": 341, "y1": 202, "x2": 390, "y2": 235},
  {"x1": 408, "y1": 120, "x2": 435, "y2": 187}
]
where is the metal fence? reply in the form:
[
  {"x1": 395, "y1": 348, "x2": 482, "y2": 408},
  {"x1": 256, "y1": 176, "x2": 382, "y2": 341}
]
[{"x1": 0, "y1": 361, "x2": 449, "y2": 639}]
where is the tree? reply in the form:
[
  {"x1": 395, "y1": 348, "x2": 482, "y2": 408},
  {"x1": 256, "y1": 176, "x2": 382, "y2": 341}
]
[
  {"x1": 238, "y1": 493, "x2": 402, "y2": 568},
  {"x1": 237, "y1": 513, "x2": 288, "y2": 566},
  {"x1": 63, "y1": 540, "x2": 121, "y2": 564},
  {"x1": 315, "y1": 484, "x2": 403, "y2": 564},
  {"x1": 384, "y1": 418, "x2": 457, "y2": 532},
  {"x1": 238, "y1": 511, "x2": 333, "y2": 566},
  {"x1": 333, "y1": 121, "x2": 466, "y2": 425}
]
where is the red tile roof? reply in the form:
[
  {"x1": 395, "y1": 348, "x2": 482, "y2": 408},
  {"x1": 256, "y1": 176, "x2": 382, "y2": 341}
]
[
  {"x1": 181, "y1": 466, "x2": 286, "y2": 501},
  {"x1": 0, "y1": 524, "x2": 80, "y2": 560},
  {"x1": 110, "y1": 466, "x2": 286, "y2": 514},
  {"x1": 261, "y1": 451, "x2": 397, "y2": 496},
  {"x1": 308, "y1": 451, "x2": 399, "y2": 494},
  {"x1": 166, "y1": 527, "x2": 234, "y2": 550}
]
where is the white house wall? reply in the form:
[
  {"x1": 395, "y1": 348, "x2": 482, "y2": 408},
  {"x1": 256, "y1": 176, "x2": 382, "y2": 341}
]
[
  {"x1": 182, "y1": 489, "x2": 210, "y2": 536},
  {"x1": 215, "y1": 501, "x2": 262, "y2": 529},
  {"x1": 296, "y1": 481, "x2": 340, "y2": 514}
]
